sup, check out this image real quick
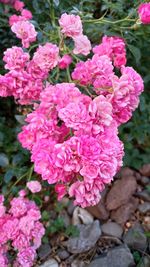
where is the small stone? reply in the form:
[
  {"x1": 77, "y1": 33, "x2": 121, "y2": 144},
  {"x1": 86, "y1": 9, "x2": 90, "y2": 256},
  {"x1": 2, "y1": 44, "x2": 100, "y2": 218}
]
[
  {"x1": 72, "y1": 207, "x2": 94, "y2": 225},
  {"x1": 65, "y1": 220, "x2": 101, "y2": 254},
  {"x1": 87, "y1": 245, "x2": 134, "y2": 267},
  {"x1": 101, "y1": 222, "x2": 123, "y2": 239},
  {"x1": 57, "y1": 249, "x2": 70, "y2": 260},
  {"x1": 67, "y1": 200, "x2": 75, "y2": 216},
  {"x1": 38, "y1": 244, "x2": 51, "y2": 260},
  {"x1": 138, "y1": 202, "x2": 150, "y2": 214},
  {"x1": 123, "y1": 223, "x2": 147, "y2": 251},
  {"x1": 140, "y1": 176, "x2": 150, "y2": 186},
  {"x1": 86, "y1": 200, "x2": 109, "y2": 221},
  {"x1": 140, "y1": 164, "x2": 150, "y2": 176},
  {"x1": 71, "y1": 260, "x2": 86, "y2": 267},
  {"x1": 120, "y1": 167, "x2": 134, "y2": 177},
  {"x1": 140, "y1": 256, "x2": 150, "y2": 267},
  {"x1": 106, "y1": 176, "x2": 137, "y2": 210},
  {"x1": 40, "y1": 258, "x2": 59, "y2": 267},
  {"x1": 111, "y1": 197, "x2": 139, "y2": 225},
  {"x1": 135, "y1": 190, "x2": 150, "y2": 202}
]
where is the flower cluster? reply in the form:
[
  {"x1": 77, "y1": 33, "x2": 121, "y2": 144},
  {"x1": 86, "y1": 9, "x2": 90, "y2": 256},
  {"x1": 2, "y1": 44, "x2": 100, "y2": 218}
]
[
  {"x1": 0, "y1": 43, "x2": 59, "y2": 104},
  {"x1": 138, "y1": 3, "x2": 150, "y2": 24},
  {"x1": 59, "y1": 13, "x2": 91, "y2": 56},
  {"x1": 0, "y1": 4, "x2": 144, "y2": 210},
  {"x1": 0, "y1": 194, "x2": 45, "y2": 267},
  {"x1": 3, "y1": 0, "x2": 37, "y2": 48}
]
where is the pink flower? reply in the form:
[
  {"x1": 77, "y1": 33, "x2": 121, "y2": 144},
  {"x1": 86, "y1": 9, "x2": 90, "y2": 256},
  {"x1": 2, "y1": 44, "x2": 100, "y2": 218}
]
[
  {"x1": 90, "y1": 95, "x2": 113, "y2": 126},
  {"x1": 33, "y1": 43, "x2": 59, "y2": 72},
  {"x1": 27, "y1": 181, "x2": 42, "y2": 193},
  {"x1": 55, "y1": 184, "x2": 67, "y2": 200},
  {"x1": 21, "y1": 9, "x2": 33, "y2": 20},
  {"x1": 3, "y1": 46, "x2": 29, "y2": 70},
  {"x1": 73, "y1": 35, "x2": 91, "y2": 56},
  {"x1": 59, "y1": 13, "x2": 83, "y2": 37},
  {"x1": 69, "y1": 181, "x2": 102, "y2": 207},
  {"x1": 58, "y1": 102, "x2": 90, "y2": 130},
  {"x1": 93, "y1": 36, "x2": 126, "y2": 68},
  {"x1": 16, "y1": 247, "x2": 36, "y2": 267},
  {"x1": 58, "y1": 54, "x2": 72, "y2": 69},
  {"x1": 13, "y1": 233, "x2": 30, "y2": 251},
  {"x1": 138, "y1": 3, "x2": 150, "y2": 24},
  {"x1": 78, "y1": 135, "x2": 101, "y2": 160},
  {"x1": 13, "y1": 0, "x2": 24, "y2": 11},
  {"x1": 11, "y1": 20, "x2": 37, "y2": 48},
  {"x1": 9, "y1": 14, "x2": 25, "y2": 27}
]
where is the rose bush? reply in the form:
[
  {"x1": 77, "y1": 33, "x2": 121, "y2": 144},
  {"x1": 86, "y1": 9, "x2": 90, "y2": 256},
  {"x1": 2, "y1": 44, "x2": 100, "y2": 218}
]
[{"x1": 0, "y1": 0, "x2": 150, "y2": 266}]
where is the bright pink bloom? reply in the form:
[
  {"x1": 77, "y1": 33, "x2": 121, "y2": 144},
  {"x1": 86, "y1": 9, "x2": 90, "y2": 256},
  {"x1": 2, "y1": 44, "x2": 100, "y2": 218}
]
[
  {"x1": 27, "y1": 181, "x2": 42, "y2": 193},
  {"x1": 58, "y1": 54, "x2": 72, "y2": 69},
  {"x1": 33, "y1": 43, "x2": 59, "y2": 72},
  {"x1": 59, "y1": 13, "x2": 83, "y2": 37},
  {"x1": 11, "y1": 20, "x2": 37, "y2": 48},
  {"x1": 73, "y1": 35, "x2": 91, "y2": 56},
  {"x1": 3, "y1": 46, "x2": 29, "y2": 70},
  {"x1": 21, "y1": 9, "x2": 33, "y2": 20},
  {"x1": 13, "y1": 0, "x2": 24, "y2": 11},
  {"x1": 138, "y1": 3, "x2": 150, "y2": 24},
  {"x1": 55, "y1": 184, "x2": 67, "y2": 200},
  {"x1": 93, "y1": 36, "x2": 126, "y2": 68}
]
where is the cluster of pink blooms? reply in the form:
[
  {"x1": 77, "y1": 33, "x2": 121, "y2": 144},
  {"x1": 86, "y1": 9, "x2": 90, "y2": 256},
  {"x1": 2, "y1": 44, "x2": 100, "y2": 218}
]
[
  {"x1": 0, "y1": 194, "x2": 45, "y2": 267},
  {"x1": 138, "y1": 2, "x2": 150, "y2": 24},
  {"x1": 0, "y1": 43, "x2": 59, "y2": 104},
  {"x1": 59, "y1": 13, "x2": 91, "y2": 56},
  {"x1": 0, "y1": 8, "x2": 144, "y2": 209},
  {"x1": 0, "y1": 0, "x2": 24, "y2": 11}
]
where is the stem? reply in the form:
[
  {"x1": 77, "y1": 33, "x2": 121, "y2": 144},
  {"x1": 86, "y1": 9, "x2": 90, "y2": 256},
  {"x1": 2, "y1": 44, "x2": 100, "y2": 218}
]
[{"x1": 66, "y1": 67, "x2": 72, "y2": 82}]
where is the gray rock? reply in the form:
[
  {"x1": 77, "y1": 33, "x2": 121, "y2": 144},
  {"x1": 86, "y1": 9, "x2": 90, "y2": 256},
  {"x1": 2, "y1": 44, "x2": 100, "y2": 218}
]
[
  {"x1": 138, "y1": 202, "x2": 150, "y2": 214},
  {"x1": 57, "y1": 249, "x2": 70, "y2": 260},
  {"x1": 101, "y1": 222, "x2": 123, "y2": 239},
  {"x1": 71, "y1": 260, "x2": 86, "y2": 267},
  {"x1": 38, "y1": 244, "x2": 51, "y2": 260},
  {"x1": 40, "y1": 258, "x2": 59, "y2": 267},
  {"x1": 88, "y1": 245, "x2": 134, "y2": 267},
  {"x1": 123, "y1": 224, "x2": 147, "y2": 251},
  {"x1": 135, "y1": 190, "x2": 150, "y2": 202},
  {"x1": 65, "y1": 220, "x2": 101, "y2": 254},
  {"x1": 140, "y1": 176, "x2": 150, "y2": 186},
  {"x1": 67, "y1": 200, "x2": 75, "y2": 216}
]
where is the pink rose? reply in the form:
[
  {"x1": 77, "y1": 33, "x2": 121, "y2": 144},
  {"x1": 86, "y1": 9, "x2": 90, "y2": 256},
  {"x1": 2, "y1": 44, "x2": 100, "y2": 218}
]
[
  {"x1": 58, "y1": 54, "x2": 72, "y2": 69},
  {"x1": 27, "y1": 181, "x2": 42, "y2": 193},
  {"x1": 73, "y1": 35, "x2": 91, "y2": 56},
  {"x1": 138, "y1": 3, "x2": 150, "y2": 24},
  {"x1": 59, "y1": 13, "x2": 83, "y2": 37}
]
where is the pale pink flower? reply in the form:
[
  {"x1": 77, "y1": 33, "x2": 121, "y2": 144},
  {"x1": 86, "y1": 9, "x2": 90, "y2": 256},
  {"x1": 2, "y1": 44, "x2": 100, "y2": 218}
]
[
  {"x1": 16, "y1": 247, "x2": 36, "y2": 267},
  {"x1": 58, "y1": 54, "x2": 72, "y2": 69},
  {"x1": 27, "y1": 181, "x2": 42, "y2": 193},
  {"x1": 138, "y1": 3, "x2": 150, "y2": 24},
  {"x1": 59, "y1": 13, "x2": 83, "y2": 37},
  {"x1": 11, "y1": 20, "x2": 37, "y2": 48},
  {"x1": 73, "y1": 35, "x2": 91, "y2": 56}
]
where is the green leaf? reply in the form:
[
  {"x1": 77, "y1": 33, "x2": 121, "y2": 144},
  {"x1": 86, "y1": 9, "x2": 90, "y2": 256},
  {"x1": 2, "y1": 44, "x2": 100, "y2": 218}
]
[{"x1": 128, "y1": 44, "x2": 141, "y2": 64}]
